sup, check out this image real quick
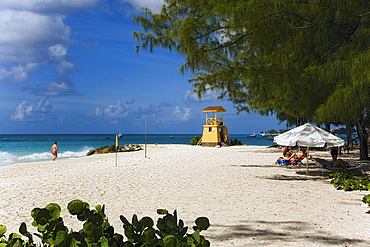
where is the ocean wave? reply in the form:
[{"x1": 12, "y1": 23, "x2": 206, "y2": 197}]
[
  {"x1": 0, "y1": 146, "x2": 93, "y2": 167},
  {"x1": 18, "y1": 152, "x2": 52, "y2": 161},
  {"x1": 59, "y1": 147, "x2": 93, "y2": 158},
  {"x1": 0, "y1": 151, "x2": 17, "y2": 163}
]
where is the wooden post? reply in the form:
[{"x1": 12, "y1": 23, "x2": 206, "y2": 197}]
[
  {"x1": 145, "y1": 119, "x2": 148, "y2": 158},
  {"x1": 115, "y1": 134, "x2": 118, "y2": 167}
]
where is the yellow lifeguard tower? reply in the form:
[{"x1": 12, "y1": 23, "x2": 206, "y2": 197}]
[{"x1": 200, "y1": 106, "x2": 229, "y2": 147}]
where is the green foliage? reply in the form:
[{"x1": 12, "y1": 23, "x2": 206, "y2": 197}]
[
  {"x1": 189, "y1": 135, "x2": 201, "y2": 145},
  {"x1": 133, "y1": 0, "x2": 370, "y2": 157},
  {"x1": 329, "y1": 170, "x2": 370, "y2": 191},
  {"x1": 0, "y1": 200, "x2": 210, "y2": 247},
  {"x1": 229, "y1": 139, "x2": 243, "y2": 146},
  {"x1": 120, "y1": 209, "x2": 210, "y2": 247},
  {"x1": 362, "y1": 194, "x2": 370, "y2": 206}
]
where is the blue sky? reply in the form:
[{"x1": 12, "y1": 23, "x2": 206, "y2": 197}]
[{"x1": 0, "y1": 0, "x2": 284, "y2": 134}]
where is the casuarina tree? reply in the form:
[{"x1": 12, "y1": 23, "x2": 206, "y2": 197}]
[{"x1": 134, "y1": 0, "x2": 370, "y2": 159}]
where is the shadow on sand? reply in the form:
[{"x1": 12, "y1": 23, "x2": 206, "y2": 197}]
[{"x1": 208, "y1": 220, "x2": 368, "y2": 246}]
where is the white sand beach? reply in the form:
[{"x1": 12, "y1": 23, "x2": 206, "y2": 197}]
[{"x1": 1, "y1": 145, "x2": 369, "y2": 246}]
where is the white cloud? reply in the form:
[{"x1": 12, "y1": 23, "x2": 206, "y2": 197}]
[
  {"x1": 0, "y1": 10, "x2": 71, "y2": 64},
  {"x1": 93, "y1": 107, "x2": 103, "y2": 117},
  {"x1": 0, "y1": 0, "x2": 162, "y2": 86},
  {"x1": 104, "y1": 101, "x2": 128, "y2": 118},
  {"x1": 121, "y1": 0, "x2": 164, "y2": 13},
  {"x1": 34, "y1": 81, "x2": 77, "y2": 97},
  {"x1": 184, "y1": 90, "x2": 221, "y2": 102},
  {"x1": 0, "y1": 0, "x2": 98, "y2": 14},
  {"x1": 11, "y1": 97, "x2": 53, "y2": 121},
  {"x1": 48, "y1": 44, "x2": 67, "y2": 61},
  {"x1": 0, "y1": 0, "x2": 94, "y2": 84},
  {"x1": 89, "y1": 101, "x2": 129, "y2": 119},
  {"x1": 48, "y1": 44, "x2": 75, "y2": 74},
  {"x1": 173, "y1": 106, "x2": 192, "y2": 121},
  {"x1": 135, "y1": 103, "x2": 193, "y2": 123},
  {"x1": 57, "y1": 60, "x2": 75, "y2": 74},
  {"x1": 0, "y1": 63, "x2": 39, "y2": 84}
]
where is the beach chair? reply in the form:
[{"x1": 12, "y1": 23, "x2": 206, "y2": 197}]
[
  {"x1": 312, "y1": 158, "x2": 364, "y2": 175},
  {"x1": 292, "y1": 158, "x2": 306, "y2": 166},
  {"x1": 276, "y1": 158, "x2": 305, "y2": 166},
  {"x1": 276, "y1": 159, "x2": 292, "y2": 165}
]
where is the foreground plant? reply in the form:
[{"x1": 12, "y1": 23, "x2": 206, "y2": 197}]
[
  {"x1": 329, "y1": 170, "x2": 370, "y2": 191},
  {"x1": 329, "y1": 170, "x2": 370, "y2": 214},
  {"x1": 0, "y1": 200, "x2": 210, "y2": 247},
  {"x1": 363, "y1": 194, "x2": 370, "y2": 214}
]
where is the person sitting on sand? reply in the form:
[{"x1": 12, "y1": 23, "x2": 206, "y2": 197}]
[
  {"x1": 298, "y1": 149, "x2": 308, "y2": 159},
  {"x1": 276, "y1": 146, "x2": 296, "y2": 165},
  {"x1": 282, "y1": 146, "x2": 293, "y2": 158},
  {"x1": 291, "y1": 149, "x2": 308, "y2": 159},
  {"x1": 282, "y1": 149, "x2": 307, "y2": 165},
  {"x1": 313, "y1": 157, "x2": 333, "y2": 168},
  {"x1": 289, "y1": 149, "x2": 308, "y2": 165},
  {"x1": 51, "y1": 142, "x2": 58, "y2": 161},
  {"x1": 332, "y1": 158, "x2": 350, "y2": 168}
]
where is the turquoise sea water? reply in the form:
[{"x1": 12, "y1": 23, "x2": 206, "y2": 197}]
[{"x1": 0, "y1": 134, "x2": 275, "y2": 167}]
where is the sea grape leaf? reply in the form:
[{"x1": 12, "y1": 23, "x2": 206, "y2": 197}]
[
  {"x1": 157, "y1": 209, "x2": 168, "y2": 215},
  {"x1": 195, "y1": 217, "x2": 210, "y2": 230},
  {"x1": 99, "y1": 236, "x2": 109, "y2": 247},
  {"x1": 45, "y1": 203, "x2": 61, "y2": 221},
  {"x1": 88, "y1": 214, "x2": 103, "y2": 226},
  {"x1": 164, "y1": 215, "x2": 177, "y2": 229},
  {"x1": 179, "y1": 226, "x2": 188, "y2": 238},
  {"x1": 68, "y1": 200, "x2": 88, "y2": 215},
  {"x1": 0, "y1": 225, "x2": 7, "y2": 235},
  {"x1": 8, "y1": 233, "x2": 22, "y2": 240},
  {"x1": 120, "y1": 215, "x2": 130, "y2": 225},
  {"x1": 45, "y1": 230, "x2": 67, "y2": 245},
  {"x1": 31, "y1": 208, "x2": 51, "y2": 226},
  {"x1": 132, "y1": 214, "x2": 139, "y2": 229},
  {"x1": 77, "y1": 209, "x2": 92, "y2": 221},
  {"x1": 101, "y1": 221, "x2": 110, "y2": 231},
  {"x1": 142, "y1": 228, "x2": 156, "y2": 243},
  {"x1": 192, "y1": 229, "x2": 201, "y2": 243},
  {"x1": 19, "y1": 223, "x2": 27, "y2": 236},
  {"x1": 163, "y1": 235, "x2": 177, "y2": 247},
  {"x1": 140, "y1": 216, "x2": 154, "y2": 228}
]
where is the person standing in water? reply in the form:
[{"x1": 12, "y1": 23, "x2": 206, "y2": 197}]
[{"x1": 51, "y1": 142, "x2": 58, "y2": 161}]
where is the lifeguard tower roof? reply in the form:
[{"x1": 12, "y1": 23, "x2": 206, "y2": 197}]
[{"x1": 202, "y1": 106, "x2": 226, "y2": 112}]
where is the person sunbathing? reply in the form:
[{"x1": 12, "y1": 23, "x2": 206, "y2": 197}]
[
  {"x1": 276, "y1": 147, "x2": 298, "y2": 165},
  {"x1": 332, "y1": 159, "x2": 350, "y2": 168},
  {"x1": 313, "y1": 157, "x2": 350, "y2": 169},
  {"x1": 289, "y1": 149, "x2": 308, "y2": 165},
  {"x1": 282, "y1": 146, "x2": 294, "y2": 158}
]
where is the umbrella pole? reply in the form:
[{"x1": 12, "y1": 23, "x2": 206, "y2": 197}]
[{"x1": 306, "y1": 147, "x2": 309, "y2": 175}]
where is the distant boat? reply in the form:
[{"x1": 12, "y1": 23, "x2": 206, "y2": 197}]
[
  {"x1": 105, "y1": 136, "x2": 111, "y2": 139},
  {"x1": 170, "y1": 136, "x2": 174, "y2": 138},
  {"x1": 260, "y1": 131, "x2": 267, "y2": 137},
  {"x1": 118, "y1": 129, "x2": 123, "y2": 138},
  {"x1": 249, "y1": 132, "x2": 256, "y2": 137},
  {"x1": 268, "y1": 134, "x2": 277, "y2": 140}
]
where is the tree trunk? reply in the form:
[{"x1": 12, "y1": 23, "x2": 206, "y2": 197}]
[
  {"x1": 324, "y1": 123, "x2": 331, "y2": 132},
  {"x1": 345, "y1": 125, "x2": 353, "y2": 148},
  {"x1": 296, "y1": 118, "x2": 306, "y2": 126},
  {"x1": 356, "y1": 119, "x2": 369, "y2": 160}
]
